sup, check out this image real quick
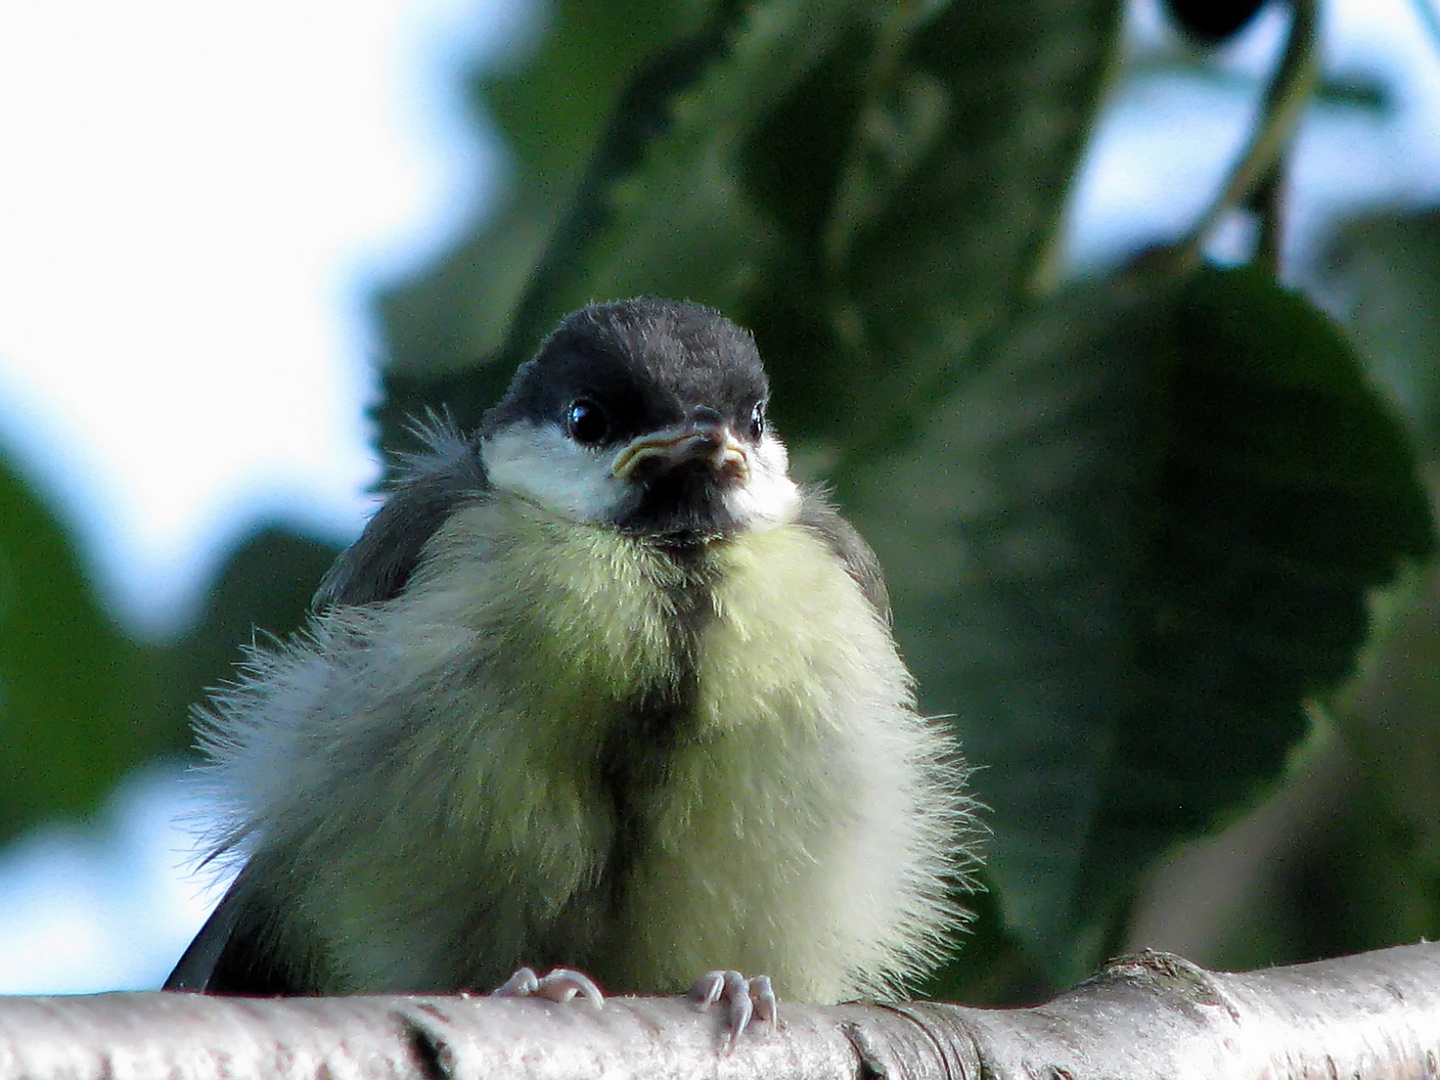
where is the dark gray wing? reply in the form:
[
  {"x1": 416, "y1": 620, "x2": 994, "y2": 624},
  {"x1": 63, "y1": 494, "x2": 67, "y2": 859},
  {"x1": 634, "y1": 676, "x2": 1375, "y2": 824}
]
[
  {"x1": 796, "y1": 489, "x2": 892, "y2": 621},
  {"x1": 167, "y1": 429, "x2": 489, "y2": 993},
  {"x1": 314, "y1": 432, "x2": 491, "y2": 608},
  {"x1": 163, "y1": 880, "x2": 246, "y2": 991},
  {"x1": 164, "y1": 867, "x2": 317, "y2": 994}
]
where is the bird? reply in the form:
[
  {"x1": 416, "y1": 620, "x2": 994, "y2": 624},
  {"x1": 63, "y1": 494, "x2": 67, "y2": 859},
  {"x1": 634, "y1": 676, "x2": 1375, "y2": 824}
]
[{"x1": 165, "y1": 297, "x2": 976, "y2": 1028}]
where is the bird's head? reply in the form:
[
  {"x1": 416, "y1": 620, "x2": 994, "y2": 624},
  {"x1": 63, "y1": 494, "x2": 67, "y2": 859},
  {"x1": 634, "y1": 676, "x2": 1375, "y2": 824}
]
[{"x1": 480, "y1": 299, "x2": 801, "y2": 540}]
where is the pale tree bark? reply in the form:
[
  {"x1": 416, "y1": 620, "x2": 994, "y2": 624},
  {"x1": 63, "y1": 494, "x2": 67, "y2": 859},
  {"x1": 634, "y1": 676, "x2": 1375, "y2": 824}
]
[{"x1": 1, "y1": 944, "x2": 1437, "y2": 1079}]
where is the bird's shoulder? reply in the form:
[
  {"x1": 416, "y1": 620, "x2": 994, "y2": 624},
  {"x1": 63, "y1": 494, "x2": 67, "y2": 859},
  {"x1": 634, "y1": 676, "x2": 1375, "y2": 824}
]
[
  {"x1": 314, "y1": 419, "x2": 491, "y2": 609},
  {"x1": 793, "y1": 490, "x2": 892, "y2": 621}
]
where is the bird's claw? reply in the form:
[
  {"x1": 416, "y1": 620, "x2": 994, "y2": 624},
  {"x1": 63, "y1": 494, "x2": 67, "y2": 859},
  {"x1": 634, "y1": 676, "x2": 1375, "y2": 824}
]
[
  {"x1": 689, "y1": 969, "x2": 776, "y2": 1043},
  {"x1": 493, "y1": 966, "x2": 604, "y2": 1008}
]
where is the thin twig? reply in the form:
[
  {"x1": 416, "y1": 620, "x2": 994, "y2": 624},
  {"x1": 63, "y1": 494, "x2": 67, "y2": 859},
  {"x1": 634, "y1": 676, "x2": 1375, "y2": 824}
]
[
  {"x1": 1177, "y1": 0, "x2": 1320, "y2": 270},
  {"x1": 1249, "y1": 164, "x2": 1285, "y2": 274}
]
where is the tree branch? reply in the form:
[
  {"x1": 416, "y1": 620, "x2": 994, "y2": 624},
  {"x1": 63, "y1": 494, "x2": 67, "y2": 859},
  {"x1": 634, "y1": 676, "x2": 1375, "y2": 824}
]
[{"x1": 2, "y1": 943, "x2": 1438, "y2": 1079}]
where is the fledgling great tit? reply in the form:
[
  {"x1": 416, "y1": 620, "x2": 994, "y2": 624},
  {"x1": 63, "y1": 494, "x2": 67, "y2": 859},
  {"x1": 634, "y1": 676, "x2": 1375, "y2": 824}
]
[{"x1": 165, "y1": 297, "x2": 977, "y2": 1024}]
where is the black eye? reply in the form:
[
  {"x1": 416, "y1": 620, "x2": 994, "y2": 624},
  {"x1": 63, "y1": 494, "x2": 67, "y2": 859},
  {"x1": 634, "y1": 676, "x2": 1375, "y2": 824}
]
[
  {"x1": 748, "y1": 401, "x2": 766, "y2": 441},
  {"x1": 564, "y1": 399, "x2": 609, "y2": 445}
]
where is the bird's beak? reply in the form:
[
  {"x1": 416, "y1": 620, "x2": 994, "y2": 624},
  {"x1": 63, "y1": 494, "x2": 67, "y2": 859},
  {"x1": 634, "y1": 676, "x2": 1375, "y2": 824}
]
[{"x1": 611, "y1": 422, "x2": 750, "y2": 483}]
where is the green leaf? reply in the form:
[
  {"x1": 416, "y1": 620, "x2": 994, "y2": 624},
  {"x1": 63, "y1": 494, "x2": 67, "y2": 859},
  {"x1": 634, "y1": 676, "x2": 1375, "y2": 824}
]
[
  {"x1": 0, "y1": 466, "x2": 338, "y2": 841},
  {"x1": 151, "y1": 526, "x2": 342, "y2": 753},
  {"x1": 376, "y1": 0, "x2": 716, "y2": 430},
  {"x1": 848, "y1": 262, "x2": 1434, "y2": 983},
  {"x1": 1314, "y1": 208, "x2": 1440, "y2": 460},
  {"x1": 508, "y1": 0, "x2": 1121, "y2": 443},
  {"x1": 376, "y1": 0, "x2": 1122, "y2": 453},
  {"x1": 834, "y1": 0, "x2": 1121, "y2": 373},
  {"x1": 0, "y1": 455, "x2": 152, "y2": 839}
]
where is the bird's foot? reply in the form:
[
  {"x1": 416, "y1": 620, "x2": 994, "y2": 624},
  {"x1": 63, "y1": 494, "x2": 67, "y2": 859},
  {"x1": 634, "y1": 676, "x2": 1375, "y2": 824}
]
[
  {"x1": 492, "y1": 967, "x2": 604, "y2": 1008},
  {"x1": 689, "y1": 969, "x2": 777, "y2": 1044}
]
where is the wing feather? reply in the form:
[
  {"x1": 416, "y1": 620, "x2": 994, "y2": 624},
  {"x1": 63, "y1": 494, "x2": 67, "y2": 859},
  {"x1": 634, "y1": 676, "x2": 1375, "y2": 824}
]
[
  {"x1": 314, "y1": 425, "x2": 490, "y2": 609},
  {"x1": 795, "y1": 491, "x2": 892, "y2": 621}
]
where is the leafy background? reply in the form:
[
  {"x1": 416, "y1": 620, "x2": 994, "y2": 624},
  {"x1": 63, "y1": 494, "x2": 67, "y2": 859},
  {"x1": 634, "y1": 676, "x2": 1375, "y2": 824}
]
[{"x1": 4, "y1": 0, "x2": 1440, "y2": 1002}]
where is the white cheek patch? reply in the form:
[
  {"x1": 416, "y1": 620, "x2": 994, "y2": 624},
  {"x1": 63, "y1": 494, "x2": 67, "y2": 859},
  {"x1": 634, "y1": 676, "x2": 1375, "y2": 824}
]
[
  {"x1": 724, "y1": 431, "x2": 801, "y2": 532},
  {"x1": 483, "y1": 422, "x2": 801, "y2": 533},
  {"x1": 481, "y1": 424, "x2": 628, "y2": 523}
]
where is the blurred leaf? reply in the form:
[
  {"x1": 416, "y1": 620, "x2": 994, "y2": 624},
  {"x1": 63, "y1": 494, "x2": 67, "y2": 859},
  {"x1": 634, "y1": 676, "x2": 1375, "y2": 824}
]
[
  {"x1": 1088, "y1": 263, "x2": 1432, "y2": 913},
  {"x1": 1347, "y1": 490, "x2": 1440, "y2": 872},
  {"x1": 0, "y1": 455, "x2": 343, "y2": 844},
  {"x1": 853, "y1": 265, "x2": 1173, "y2": 983},
  {"x1": 832, "y1": 0, "x2": 1119, "y2": 385},
  {"x1": 851, "y1": 261, "x2": 1434, "y2": 983},
  {"x1": 920, "y1": 869, "x2": 1051, "y2": 1007},
  {"x1": 1313, "y1": 208, "x2": 1440, "y2": 460},
  {"x1": 1117, "y1": 730, "x2": 1439, "y2": 973},
  {"x1": 495, "y1": 0, "x2": 873, "y2": 372},
  {"x1": 1285, "y1": 772, "x2": 1440, "y2": 957},
  {"x1": 151, "y1": 526, "x2": 343, "y2": 754},
  {"x1": 0, "y1": 455, "x2": 152, "y2": 840},
  {"x1": 376, "y1": 0, "x2": 715, "y2": 423},
  {"x1": 377, "y1": 0, "x2": 1121, "y2": 452}
]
